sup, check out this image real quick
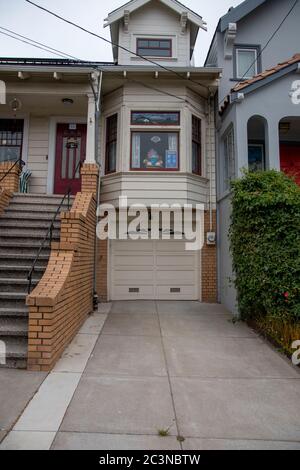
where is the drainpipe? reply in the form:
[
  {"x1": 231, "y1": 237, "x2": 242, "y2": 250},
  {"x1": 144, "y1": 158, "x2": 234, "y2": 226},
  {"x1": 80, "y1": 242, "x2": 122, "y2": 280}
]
[
  {"x1": 90, "y1": 70, "x2": 103, "y2": 308},
  {"x1": 208, "y1": 92, "x2": 214, "y2": 233}
]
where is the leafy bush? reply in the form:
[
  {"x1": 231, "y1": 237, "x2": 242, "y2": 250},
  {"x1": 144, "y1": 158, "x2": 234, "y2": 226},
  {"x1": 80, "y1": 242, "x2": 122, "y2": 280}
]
[{"x1": 229, "y1": 170, "x2": 300, "y2": 322}]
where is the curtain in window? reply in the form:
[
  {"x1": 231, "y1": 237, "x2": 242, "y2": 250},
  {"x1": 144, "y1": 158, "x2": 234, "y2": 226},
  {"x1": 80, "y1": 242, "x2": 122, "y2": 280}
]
[{"x1": 132, "y1": 133, "x2": 141, "y2": 168}]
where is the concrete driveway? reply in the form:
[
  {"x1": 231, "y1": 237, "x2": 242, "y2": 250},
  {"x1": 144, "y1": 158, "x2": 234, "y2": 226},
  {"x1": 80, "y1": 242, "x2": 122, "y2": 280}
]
[{"x1": 1, "y1": 301, "x2": 300, "y2": 450}]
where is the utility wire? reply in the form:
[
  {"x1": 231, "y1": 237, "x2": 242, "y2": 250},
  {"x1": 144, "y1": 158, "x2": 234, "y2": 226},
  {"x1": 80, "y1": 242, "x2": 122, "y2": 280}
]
[
  {"x1": 0, "y1": 25, "x2": 201, "y2": 105},
  {"x1": 25, "y1": 0, "x2": 210, "y2": 92},
  {"x1": 218, "y1": 0, "x2": 299, "y2": 108},
  {"x1": 0, "y1": 26, "x2": 81, "y2": 61}
]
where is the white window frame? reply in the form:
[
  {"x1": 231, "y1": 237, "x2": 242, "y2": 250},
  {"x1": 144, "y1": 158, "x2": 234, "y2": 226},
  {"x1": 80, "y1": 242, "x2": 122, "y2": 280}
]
[
  {"x1": 236, "y1": 48, "x2": 258, "y2": 79},
  {"x1": 130, "y1": 34, "x2": 177, "y2": 61}
]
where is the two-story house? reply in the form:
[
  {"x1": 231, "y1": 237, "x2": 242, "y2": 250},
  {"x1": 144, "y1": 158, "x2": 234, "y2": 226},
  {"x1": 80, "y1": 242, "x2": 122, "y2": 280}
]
[
  {"x1": 205, "y1": 0, "x2": 300, "y2": 313},
  {"x1": 0, "y1": 0, "x2": 220, "y2": 370}
]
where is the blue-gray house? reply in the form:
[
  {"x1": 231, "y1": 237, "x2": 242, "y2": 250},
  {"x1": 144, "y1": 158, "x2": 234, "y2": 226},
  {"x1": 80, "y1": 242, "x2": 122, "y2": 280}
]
[{"x1": 205, "y1": 0, "x2": 300, "y2": 313}]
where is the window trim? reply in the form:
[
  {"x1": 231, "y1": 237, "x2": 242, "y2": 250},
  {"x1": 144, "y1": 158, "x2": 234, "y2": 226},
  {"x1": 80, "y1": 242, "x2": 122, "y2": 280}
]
[
  {"x1": 131, "y1": 111, "x2": 180, "y2": 126},
  {"x1": 234, "y1": 45, "x2": 261, "y2": 80},
  {"x1": 136, "y1": 37, "x2": 172, "y2": 58},
  {"x1": 130, "y1": 130, "x2": 180, "y2": 172},
  {"x1": 105, "y1": 113, "x2": 118, "y2": 175},
  {"x1": 0, "y1": 118, "x2": 24, "y2": 163},
  {"x1": 191, "y1": 115, "x2": 202, "y2": 176}
]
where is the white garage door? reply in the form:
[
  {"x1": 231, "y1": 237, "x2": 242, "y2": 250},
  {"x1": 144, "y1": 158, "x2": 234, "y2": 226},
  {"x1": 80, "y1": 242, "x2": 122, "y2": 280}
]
[{"x1": 110, "y1": 239, "x2": 199, "y2": 300}]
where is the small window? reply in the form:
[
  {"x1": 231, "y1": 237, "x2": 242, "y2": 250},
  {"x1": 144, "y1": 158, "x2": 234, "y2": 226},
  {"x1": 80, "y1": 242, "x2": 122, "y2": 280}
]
[
  {"x1": 235, "y1": 47, "x2": 259, "y2": 79},
  {"x1": 192, "y1": 116, "x2": 202, "y2": 175},
  {"x1": 223, "y1": 126, "x2": 235, "y2": 191},
  {"x1": 131, "y1": 131, "x2": 179, "y2": 171},
  {"x1": 105, "y1": 114, "x2": 118, "y2": 174},
  {"x1": 131, "y1": 111, "x2": 180, "y2": 126},
  {"x1": 137, "y1": 38, "x2": 172, "y2": 58},
  {"x1": 0, "y1": 119, "x2": 24, "y2": 162}
]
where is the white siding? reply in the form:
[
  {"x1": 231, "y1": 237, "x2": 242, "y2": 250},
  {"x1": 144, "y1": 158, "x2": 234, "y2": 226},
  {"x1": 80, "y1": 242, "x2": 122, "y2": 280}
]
[
  {"x1": 27, "y1": 117, "x2": 49, "y2": 194},
  {"x1": 118, "y1": 0, "x2": 190, "y2": 67}
]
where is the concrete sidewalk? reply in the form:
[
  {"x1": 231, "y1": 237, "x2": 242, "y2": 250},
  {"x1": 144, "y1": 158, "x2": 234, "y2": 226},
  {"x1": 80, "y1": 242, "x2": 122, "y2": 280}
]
[{"x1": 1, "y1": 301, "x2": 300, "y2": 450}]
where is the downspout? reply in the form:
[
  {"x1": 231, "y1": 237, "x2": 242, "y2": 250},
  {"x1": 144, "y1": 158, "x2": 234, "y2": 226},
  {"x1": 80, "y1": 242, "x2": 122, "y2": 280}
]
[
  {"x1": 90, "y1": 70, "x2": 103, "y2": 308},
  {"x1": 208, "y1": 91, "x2": 214, "y2": 233}
]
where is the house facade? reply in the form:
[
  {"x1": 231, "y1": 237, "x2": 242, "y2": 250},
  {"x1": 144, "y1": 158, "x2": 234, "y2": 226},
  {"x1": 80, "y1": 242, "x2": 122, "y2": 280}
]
[
  {"x1": 205, "y1": 0, "x2": 300, "y2": 313},
  {"x1": 0, "y1": 0, "x2": 220, "y2": 369}
]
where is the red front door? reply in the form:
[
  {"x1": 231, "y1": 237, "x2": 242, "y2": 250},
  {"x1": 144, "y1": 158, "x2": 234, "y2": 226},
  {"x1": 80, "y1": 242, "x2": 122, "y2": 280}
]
[
  {"x1": 280, "y1": 144, "x2": 300, "y2": 185},
  {"x1": 54, "y1": 123, "x2": 87, "y2": 195}
]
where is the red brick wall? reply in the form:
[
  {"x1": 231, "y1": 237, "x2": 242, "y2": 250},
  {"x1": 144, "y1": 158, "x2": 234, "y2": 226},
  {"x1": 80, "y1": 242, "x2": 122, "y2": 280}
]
[
  {"x1": 0, "y1": 162, "x2": 20, "y2": 193},
  {"x1": 201, "y1": 210, "x2": 217, "y2": 303}
]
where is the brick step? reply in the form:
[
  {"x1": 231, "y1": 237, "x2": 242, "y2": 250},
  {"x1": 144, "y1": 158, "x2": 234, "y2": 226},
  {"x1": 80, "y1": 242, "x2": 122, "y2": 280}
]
[
  {"x1": 0, "y1": 318, "x2": 28, "y2": 337},
  {"x1": 0, "y1": 307, "x2": 29, "y2": 319},
  {"x1": 0, "y1": 337, "x2": 27, "y2": 369},
  {"x1": 0, "y1": 278, "x2": 38, "y2": 293}
]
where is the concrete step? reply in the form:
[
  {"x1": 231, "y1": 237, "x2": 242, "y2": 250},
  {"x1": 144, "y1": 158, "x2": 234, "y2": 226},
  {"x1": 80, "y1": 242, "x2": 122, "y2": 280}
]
[
  {"x1": 0, "y1": 278, "x2": 38, "y2": 293},
  {"x1": 0, "y1": 212, "x2": 63, "y2": 222},
  {"x1": 0, "y1": 228, "x2": 60, "y2": 240},
  {"x1": 0, "y1": 218, "x2": 61, "y2": 229},
  {"x1": 0, "y1": 254, "x2": 49, "y2": 267},
  {"x1": 0, "y1": 307, "x2": 29, "y2": 319},
  {"x1": 0, "y1": 292, "x2": 28, "y2": 309},
  {"x1": 0, "y1": 337, "x2": 27, "y2": 369},
  {"x1": 6, "y1": 202, "x2": 72, "y2": 212},
  {"x1": 0, "y1": 318, "x2": 28, "y2": 337},
  {"x1": 12, "y1": 193, "x2": 74, "y2": 205},
  {"x1": 0, "y1": 266, "x2": 44, "y2": 280}
]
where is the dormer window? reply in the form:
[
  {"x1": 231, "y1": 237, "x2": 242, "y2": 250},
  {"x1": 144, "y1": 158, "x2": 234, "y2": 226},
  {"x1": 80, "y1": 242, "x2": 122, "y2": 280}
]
[
  {"x1": 234, "y1": 45, "x2": 261, "y2": 80},
  {"x1": 137, "y1": 38, "x2": 172, "y2": 58}
]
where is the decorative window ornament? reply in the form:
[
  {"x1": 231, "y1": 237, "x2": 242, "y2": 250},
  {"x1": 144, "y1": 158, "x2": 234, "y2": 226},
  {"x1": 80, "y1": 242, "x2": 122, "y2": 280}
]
[{"x1": 151, "y1": 136, "x2": 161, "y2": 143}]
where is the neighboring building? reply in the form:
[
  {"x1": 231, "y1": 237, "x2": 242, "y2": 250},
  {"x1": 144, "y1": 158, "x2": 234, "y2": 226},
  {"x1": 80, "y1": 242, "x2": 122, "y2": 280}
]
[
  {"x1": 205, "y1": 0, "x2": 300, "y2": 313},
  {"x1": 0, "y1": 0, "x2": 220, "y2": 369}
]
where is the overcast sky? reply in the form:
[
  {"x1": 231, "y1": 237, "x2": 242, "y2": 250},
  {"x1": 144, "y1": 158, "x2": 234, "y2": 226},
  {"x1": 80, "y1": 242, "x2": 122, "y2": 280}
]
[{"x1": 0, "y1": 0, "x2": 241, "y2": 65}]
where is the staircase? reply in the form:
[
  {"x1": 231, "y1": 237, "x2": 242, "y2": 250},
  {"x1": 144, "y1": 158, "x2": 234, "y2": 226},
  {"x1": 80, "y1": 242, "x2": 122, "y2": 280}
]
[{"x1": 0, "y1": 193, "x2": 73, "y2": 369}]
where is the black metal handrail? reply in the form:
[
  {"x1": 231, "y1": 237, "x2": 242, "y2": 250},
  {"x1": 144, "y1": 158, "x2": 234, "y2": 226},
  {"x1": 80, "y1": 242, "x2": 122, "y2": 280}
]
[
  {"x1": 27, "y1": 160, "x2": 83, "y2": 294},
  {"x1": 0, "y1": 158, "x2": 25, "y2": 185}
]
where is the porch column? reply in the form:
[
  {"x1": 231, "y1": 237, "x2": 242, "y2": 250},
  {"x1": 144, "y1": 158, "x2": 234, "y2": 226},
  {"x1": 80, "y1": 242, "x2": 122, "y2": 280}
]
[
  {"x1": 266, "y1": 118, "x2": 280, "y2": 170},
  {"x1": 235, "y1": 118, "x2": 248, "y2": 176},
  {"x1": 85, "y1": 93, "x2": 96, "y2": 163}
]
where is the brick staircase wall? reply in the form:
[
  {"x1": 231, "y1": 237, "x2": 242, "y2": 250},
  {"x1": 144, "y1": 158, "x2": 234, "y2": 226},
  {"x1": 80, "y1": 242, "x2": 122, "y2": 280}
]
[
  {"x1": 0, "y1": 188, "x2": 12, "y2": 216},
  {"x1": 26, "y1": 163, "x2": 99, "y2": 371},
  {"x1": 0, "y1": 162, "x2": 21, "y2": 193}
]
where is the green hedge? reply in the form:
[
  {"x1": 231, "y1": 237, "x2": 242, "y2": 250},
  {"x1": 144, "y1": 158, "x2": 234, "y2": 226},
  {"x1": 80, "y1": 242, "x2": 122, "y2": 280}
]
[{"x1": 229, "y1": 170, "x2": 300, "y2": 321}]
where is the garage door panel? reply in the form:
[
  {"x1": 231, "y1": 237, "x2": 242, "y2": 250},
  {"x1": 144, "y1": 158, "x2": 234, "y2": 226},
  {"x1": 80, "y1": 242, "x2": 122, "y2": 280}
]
[
  {"x1": 157, "y1": 285, "x2": 197, "y2": 300},
  {"x1": 111, "y1": 240, "x2": 199, "y2": 300},
  {"x1": 115, "y1": 255, "x2": 154, "y2": 267},
  {"x1": 111, "y1": 285, "x2": 155, "y2": 300},
  {"x1": 156, "y1": 270, "x2": 196, "y2": 284}
]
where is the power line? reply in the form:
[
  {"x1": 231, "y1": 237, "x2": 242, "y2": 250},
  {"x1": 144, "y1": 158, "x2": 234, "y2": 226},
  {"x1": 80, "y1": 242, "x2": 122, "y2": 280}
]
[
  {"x1": 0, "y1": 26, "x2": 81, "y2": 61},
  {"x1": 219, "y1": 0, "x2": 299, "y2": 108},
  {"x1": 0, "y1": 25, "x2": 201, "y2": 105},
  {"x1": 25, "y1": 0, "x2": 210, "y2": 92},
  {"x1": 0, "y1": 29, "x2": 70, "y2": 59}
]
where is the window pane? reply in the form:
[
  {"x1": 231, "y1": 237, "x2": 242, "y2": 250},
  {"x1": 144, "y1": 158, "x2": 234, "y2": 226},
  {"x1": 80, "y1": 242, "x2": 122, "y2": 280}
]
[
  {"x1": 105, "y1": 114, "x2": 118, "y2": 174},
  {"x1": 237, "y1": 50, "x2": 257, "y2": 78},
  {"x1": 0, "y1": 147, "x2": 21, "y2": 162},
  {"x1": 138, "y1": 48, "x2": 171, "y2": 57},
  {"x1": 137, "y1": 38, "x2": 171, "y2": 57},
  {"x1": 131, "y1": 112, "x2": 179, "y2": 125},
  {"x1": 131, "y1": 132, "x2": 178, "y2": 170},
  {"x1": 0, "y1": 119, "x2": 24, "y2": 162}
]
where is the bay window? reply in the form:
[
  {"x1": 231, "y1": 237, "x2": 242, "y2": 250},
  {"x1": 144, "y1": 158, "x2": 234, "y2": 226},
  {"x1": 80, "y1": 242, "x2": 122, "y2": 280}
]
[
  {"x1": 0, "y1": 119, "x2": 24, "y2": 162},
  {"x1": 105, "y1": 113, "x2": 118, "y2": 174},
  {"x1": 131, "y1": 111, "x2": 180, "y2": 171},
  {"x1": 131, "y1": 131, "x2": 179, "y2": 170}
]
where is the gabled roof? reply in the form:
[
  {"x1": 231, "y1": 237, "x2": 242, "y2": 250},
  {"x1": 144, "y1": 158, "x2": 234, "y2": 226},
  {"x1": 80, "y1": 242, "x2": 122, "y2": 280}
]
[
  {"x1": 104, "y1": 0, "x2": 206, "y2": 30},
  {"x1": 233, "y1": 53, "x2": 300, "y2": 92},
  {"x1": 219, "y1": 0, "x2": 268, "y2": 32}
]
